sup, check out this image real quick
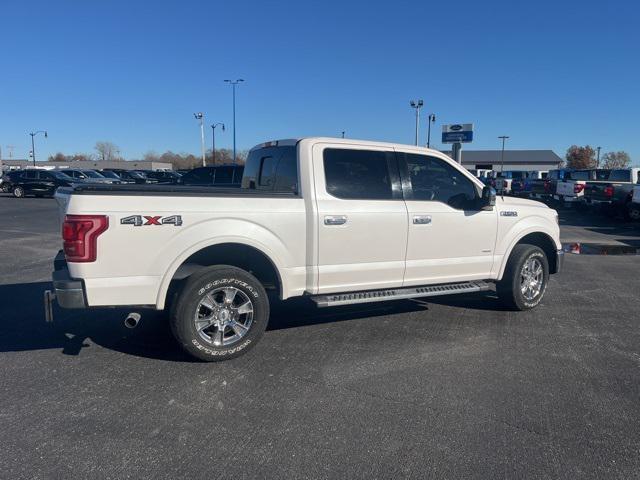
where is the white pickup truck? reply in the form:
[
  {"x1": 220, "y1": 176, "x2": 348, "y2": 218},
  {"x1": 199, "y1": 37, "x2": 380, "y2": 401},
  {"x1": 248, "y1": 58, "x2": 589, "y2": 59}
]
[{"x1": 47, "y1": 138, "x2": 563, "y2": 361}]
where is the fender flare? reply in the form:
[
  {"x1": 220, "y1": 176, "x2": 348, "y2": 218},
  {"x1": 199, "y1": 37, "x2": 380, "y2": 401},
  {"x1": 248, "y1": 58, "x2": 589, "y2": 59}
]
[
  {"x1": 496, "y1": 226, "x2": 559, "y2": 280},
  {"x1": 155, "y1": 236, "x2": 287, "y2": 309}
]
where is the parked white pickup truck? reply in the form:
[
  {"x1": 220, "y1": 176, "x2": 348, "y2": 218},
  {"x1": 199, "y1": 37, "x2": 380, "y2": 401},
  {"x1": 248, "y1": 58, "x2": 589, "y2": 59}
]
[{"x1": 47, "y1": 138, "x2": 563, "y2": 361}]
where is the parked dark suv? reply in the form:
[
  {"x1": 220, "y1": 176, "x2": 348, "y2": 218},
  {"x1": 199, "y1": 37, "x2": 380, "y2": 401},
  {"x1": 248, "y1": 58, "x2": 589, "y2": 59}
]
[
  {"x1": 178, "y1": 165, "x2": 244, "y2": 187},
  {"x1": 8, "y1": 169, "x2": 74, "y2": 198},
  {"x1": 143, "y1": 170, "x2": 182, "y2": 184}
]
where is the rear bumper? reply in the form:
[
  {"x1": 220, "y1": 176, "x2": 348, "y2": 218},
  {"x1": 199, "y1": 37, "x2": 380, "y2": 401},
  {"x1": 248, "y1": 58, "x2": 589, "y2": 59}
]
[
  {"x1": 554, "y1": 249, "x2": 564, "y2": 274},
  {"x1": 52, "y1": 251, "x2": 87, "y2": 309}
]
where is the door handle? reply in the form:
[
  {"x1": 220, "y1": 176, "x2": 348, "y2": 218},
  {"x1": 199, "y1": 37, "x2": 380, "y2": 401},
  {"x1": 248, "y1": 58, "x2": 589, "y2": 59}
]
[
  {"x1": 324, "y1": 215, "x2": 347, "y2": 226},
  {"x1": 413, "y1": 215, "x2": 432, "y2": 225}
]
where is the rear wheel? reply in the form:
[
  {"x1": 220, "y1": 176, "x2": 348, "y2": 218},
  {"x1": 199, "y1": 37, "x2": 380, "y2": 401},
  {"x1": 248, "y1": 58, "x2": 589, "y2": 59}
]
[
  {"x1": 497, "y1": 244, "x2": 549, "y2": 310},
  {"x1": 170, "y1": 265, "x2": 269, "y2": 361},
  {"x1": 12, "y1": 186, "x2": 25, "y2": 198},
  {"x1": 626, "y1": 203, "x2": 640, "y2": 221}
]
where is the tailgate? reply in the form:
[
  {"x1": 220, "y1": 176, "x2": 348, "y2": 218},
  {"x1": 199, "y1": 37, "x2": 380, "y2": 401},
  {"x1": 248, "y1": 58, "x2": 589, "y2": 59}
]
[
  {"x1": 530, "y1": 180, "x2": 548, "y2": 194},
  {"x1": 557, "y1": 180, "x2": 584, "y2": 197},
  {"x1": 584, "y1": 182, "x2": 610, "y2": 201},
  {"x1": 54, "y1": 188, "x2": 72, "y2": 225}
]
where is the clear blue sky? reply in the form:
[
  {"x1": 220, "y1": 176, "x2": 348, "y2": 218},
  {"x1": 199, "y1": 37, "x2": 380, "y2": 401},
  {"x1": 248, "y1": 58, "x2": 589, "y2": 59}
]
[{"x1": 1, "y1": 0, "x2": 639, "y2": 162}]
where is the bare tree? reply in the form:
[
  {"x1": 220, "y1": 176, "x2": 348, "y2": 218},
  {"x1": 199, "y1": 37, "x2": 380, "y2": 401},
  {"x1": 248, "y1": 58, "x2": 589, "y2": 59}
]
[
  {"x1": 601, "y1": 151, "x2": 631, "y2": 169},
  {"x1": 95, "y1": 141, "x2": 120, "y2": 161}
]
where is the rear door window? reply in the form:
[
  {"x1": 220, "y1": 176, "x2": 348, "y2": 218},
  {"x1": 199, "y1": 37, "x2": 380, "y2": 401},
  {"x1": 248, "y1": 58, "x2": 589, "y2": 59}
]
[
  {"x1": 213, "y1": 167, "x2": 233, "y2": 184},
  {"x1": 323, "y1": 148, "x2": 395, "y2": 200}
]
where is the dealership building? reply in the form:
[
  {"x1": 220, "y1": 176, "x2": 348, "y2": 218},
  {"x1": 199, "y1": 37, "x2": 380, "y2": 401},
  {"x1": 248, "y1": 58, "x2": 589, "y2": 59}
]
[
  {"x1": 444, "y1": 150, "x2": 563, "y2": 172},
  {"x1": 0, "y1": 159, "x2": 173, "y2": 171}
]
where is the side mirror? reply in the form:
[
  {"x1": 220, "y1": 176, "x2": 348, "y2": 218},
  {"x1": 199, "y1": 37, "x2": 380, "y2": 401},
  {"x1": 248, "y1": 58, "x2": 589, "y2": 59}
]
[{"x1": 480, "y1": 185, "x2": 496, "y2": 210}]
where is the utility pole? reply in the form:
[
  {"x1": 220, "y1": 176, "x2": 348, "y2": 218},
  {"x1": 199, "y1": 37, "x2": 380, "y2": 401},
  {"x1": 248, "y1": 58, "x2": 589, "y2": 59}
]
[
  {"x1": 211, "y1": 123, "x2": 225, "y2": 165},
  {"x1": 6, "y1": 145, "x2": 16, "y2": 159},
  {"x1": 224, "y1": 79, "x2": 244, "y2": 163},
  {"x1": 29, "y1": 130, "x2": 48, "y2": 166},
  {"x1": 498, "y1": 136, "x2": 509, "y2": 175},
  {"x1": 427, "y1": 113, "x2": 436, "y2": 148},
  {"x1": 596, "y1": 146, "x2": 601, "y2": 168},
  {"x1": 409, "y1": 100, "x2": 423, "y2": 146},
  {"x1": 194, "y1": 113, "x2": 206, "y2": 167}
]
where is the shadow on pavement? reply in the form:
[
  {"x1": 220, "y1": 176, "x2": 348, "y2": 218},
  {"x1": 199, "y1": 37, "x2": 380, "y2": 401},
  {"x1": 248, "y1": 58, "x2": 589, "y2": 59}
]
[
  {"x1": 0, "y1": 281, "x2": 435, "y2": 360},
  {"x1": 0, "y1": 281, "x2": 188, "y2": 361}
]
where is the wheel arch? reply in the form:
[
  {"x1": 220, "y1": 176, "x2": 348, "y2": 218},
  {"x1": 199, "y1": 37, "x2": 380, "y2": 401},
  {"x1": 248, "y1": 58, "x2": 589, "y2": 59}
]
[
  {"x1": 498, "y1": 230, "x2": 559, "y2": 279},
  {"x1": 157, "y1": 240, "x2": 285, "y2": 310}
]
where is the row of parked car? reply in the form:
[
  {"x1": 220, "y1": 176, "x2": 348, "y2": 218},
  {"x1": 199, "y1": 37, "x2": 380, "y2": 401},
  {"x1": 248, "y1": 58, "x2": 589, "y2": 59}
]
[
  {"x1": 471, "y1": 167, "x2": 640, "y2": 221},
  {"x1": 0, "y1": 165, "x2": 245, "y2": 198}
]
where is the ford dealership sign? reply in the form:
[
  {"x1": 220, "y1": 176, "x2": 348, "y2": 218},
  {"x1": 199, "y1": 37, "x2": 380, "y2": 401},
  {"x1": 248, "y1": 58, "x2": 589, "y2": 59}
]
[{"x1": 442, "y1": 123, "x2": 473, "y2": 143}]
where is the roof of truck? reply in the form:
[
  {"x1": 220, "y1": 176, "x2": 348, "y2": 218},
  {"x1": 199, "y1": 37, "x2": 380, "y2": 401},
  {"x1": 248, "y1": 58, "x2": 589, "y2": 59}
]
[{"x1": 251, "y1": 137, "x2": 443, "y2": 154}]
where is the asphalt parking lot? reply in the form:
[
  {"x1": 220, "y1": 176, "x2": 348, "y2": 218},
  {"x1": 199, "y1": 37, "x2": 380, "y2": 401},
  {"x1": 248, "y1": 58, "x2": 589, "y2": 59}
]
[{"x1": 1, "y1": 195, "x2": 640, "y2": 479}]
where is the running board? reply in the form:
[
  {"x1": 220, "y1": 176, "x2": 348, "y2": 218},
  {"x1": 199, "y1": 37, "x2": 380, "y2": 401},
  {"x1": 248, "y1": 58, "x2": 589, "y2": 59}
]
[{"x1": 311, "y1": 281, "x2": 491, "y2": 308}]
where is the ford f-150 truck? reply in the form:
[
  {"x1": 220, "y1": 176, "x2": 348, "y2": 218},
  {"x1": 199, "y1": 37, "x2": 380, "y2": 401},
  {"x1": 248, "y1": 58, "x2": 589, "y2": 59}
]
[
  {"x1": 47, "y1": 138, "x2": 563, "y2": 361},
  {"x1": 583, "y1": 168, "x2": 640, "y2": 217}
]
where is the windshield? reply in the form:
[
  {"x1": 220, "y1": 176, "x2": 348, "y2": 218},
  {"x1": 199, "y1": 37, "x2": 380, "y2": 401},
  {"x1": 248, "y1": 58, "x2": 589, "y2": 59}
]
[
  {"x1": 82, "y1": 170, "x2": 104, "y2": 178},
  {"x1": 129, "y1": 171, "x2": 146, "y2": 179},
  {"x1": 100, "y1": 171, "x2": 120, "y2": 179}
]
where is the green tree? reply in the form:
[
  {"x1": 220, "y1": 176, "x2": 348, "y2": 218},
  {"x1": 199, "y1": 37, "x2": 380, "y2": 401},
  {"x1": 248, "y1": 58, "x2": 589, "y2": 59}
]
[
  {"x1": 565, "y1": 145, "x2": 596, "y2": 169},
  {"x1": 601, "y1": 151, "x2": 631, "y2": 169}
]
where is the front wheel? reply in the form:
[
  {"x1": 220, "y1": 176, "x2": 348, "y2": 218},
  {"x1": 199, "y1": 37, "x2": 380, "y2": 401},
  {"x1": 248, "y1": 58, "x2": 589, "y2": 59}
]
[
  {"x1": 170, "y1": 265, "x2": 269, "y2": 361},
  {"x1": 12, "y1": 186, "x2": 25, "y2": 198},
  {"x1": 497, "y1": 244, "x2": 549, "y2": 310}
]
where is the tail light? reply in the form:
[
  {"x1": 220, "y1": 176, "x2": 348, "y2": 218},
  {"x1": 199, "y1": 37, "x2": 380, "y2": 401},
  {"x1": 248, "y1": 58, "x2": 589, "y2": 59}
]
[
  {"x1": 574, "y1": 183, "x2": 585, "y2": 194},
  {"x1": 62, "y1": 215, "x2": 109, "y2": 262},
  {"x1": 503, "y1": 180, "x2": 508, "y2": 188},
  {"x1": 543, "y1": 180, "x2": 552, "y2": 192},
  {"x1": 604, "y1": 185, "x2": 614, "y2": 198}
]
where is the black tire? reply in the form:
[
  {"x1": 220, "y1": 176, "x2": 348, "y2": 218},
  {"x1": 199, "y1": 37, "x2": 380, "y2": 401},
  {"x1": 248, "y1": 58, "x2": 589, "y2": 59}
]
[
  {"x1": 170, "y1": 265, "x2": 269, "y2": 361},
  {"x1": 12, "y1": 186, "x2": 25, "y2": 198},
  {"x1": 497, "y1": 244, "x2": 549, "y2": 311}
]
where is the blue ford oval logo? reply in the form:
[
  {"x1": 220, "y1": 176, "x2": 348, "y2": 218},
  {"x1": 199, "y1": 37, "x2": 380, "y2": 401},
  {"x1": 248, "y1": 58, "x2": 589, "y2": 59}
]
[{"x1": 450, "y1": 124, "x2": 463, "y2": 131}]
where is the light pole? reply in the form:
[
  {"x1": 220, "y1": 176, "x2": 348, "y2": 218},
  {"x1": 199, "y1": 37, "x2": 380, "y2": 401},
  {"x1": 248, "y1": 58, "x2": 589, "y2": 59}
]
[
  {"x1": 426, "y1": 113, "x2": 436, "y2": 148},
  {"x1": 341, "y1": 131, "x2": 345, "y2": 139},
  {"x1": 596, "y1": 146, "x2": 601, "y2": 168},
  {"x1": 194, "y1": 112, "x2": 206, "y2": 167},
  {"x1": 409, "y1": 100, "x2": 423, "y2": 146},
  {"x1": 29, "y1": 130, "x2": 48, "y2": 166},
  {"x1": 224, "y1": 79, "x2": 244, "y2": 163},
  {"x1": 498, "y1": 136, "x2": 509, "y2": 175},
  {"x1": 211, "y1": 122, "x2": 225, "y2": 165}
]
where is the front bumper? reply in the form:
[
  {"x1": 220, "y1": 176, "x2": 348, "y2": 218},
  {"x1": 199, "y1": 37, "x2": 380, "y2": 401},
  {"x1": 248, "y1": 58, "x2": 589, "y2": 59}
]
[{"x1": 52, "y1": 251, "x2": 87, "y2": 309}]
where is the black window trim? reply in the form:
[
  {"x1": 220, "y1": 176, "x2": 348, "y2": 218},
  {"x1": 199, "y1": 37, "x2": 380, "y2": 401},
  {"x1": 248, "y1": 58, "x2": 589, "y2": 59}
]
[
  {"x1": 322, "y1": 147, "x2": 403, "y2": 201},
  {"x1": 397, "y1": 151, "x2": 482, "y2": 209}
]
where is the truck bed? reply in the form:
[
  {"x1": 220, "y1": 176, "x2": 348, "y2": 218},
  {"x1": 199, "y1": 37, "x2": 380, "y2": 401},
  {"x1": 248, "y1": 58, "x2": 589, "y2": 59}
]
[{"x1": 60, "y1": 184, "x2": 299, "y2": 197}]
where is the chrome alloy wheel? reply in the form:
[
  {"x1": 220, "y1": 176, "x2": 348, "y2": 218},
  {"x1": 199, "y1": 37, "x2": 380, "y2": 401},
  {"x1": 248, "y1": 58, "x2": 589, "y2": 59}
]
[
  {"x1": 194, "y1": 287, "x2": 254, "y2": 346},
  {"x1": 520, "y1": 256, "x2": 544, "y2": 301}
]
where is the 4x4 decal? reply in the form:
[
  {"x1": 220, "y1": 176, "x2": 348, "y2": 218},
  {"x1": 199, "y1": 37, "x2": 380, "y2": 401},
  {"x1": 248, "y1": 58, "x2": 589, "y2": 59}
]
[{"x1": 120, "y1": 215, "x2": 183, "y2": 226}]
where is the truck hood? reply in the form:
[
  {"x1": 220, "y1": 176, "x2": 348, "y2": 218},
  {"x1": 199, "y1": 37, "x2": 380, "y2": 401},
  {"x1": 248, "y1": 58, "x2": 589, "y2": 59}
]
[{"x1": 497, "y1": 196, "x2": 549, "y2": 209}]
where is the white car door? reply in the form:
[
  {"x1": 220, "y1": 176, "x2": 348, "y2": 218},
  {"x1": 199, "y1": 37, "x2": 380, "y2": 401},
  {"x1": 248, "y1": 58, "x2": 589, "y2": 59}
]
[
  {"x1": 398, "y1": 151, "x2": 498, "y2": 285},
  {"x1": 313, "y1": 143, "x2": 409, "y2": 294}
]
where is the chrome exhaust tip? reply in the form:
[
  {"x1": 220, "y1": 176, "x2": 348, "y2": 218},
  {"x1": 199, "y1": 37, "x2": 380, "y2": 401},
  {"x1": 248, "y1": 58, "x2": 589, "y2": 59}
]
[{"x1": 124, "y1": 312, "x2": 141, "y2": 329}]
